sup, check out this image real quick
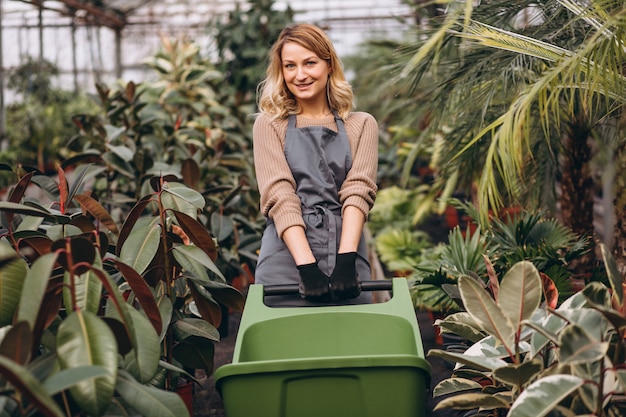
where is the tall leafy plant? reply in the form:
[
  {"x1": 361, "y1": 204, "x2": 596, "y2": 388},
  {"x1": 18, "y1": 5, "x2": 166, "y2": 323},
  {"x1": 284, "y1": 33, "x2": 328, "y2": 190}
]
[
  {"x1": 0, "y1": 165, "x2": 243, "y2": 417},
  {"x1": 65, "y1": 35, "x2": 263, "y2": 285}
]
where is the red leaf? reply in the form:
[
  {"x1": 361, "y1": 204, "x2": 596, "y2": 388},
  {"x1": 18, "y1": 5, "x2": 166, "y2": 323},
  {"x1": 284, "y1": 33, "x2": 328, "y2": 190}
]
[
  {"x1": 6, "y1": 171, "x2": 34, "y2": 225},
  {"x1": 189, "y1": 283, "x2": 222, "y2": 327},
  {"x1": 57, "y1": 166, "x2": 68, "y2": 214},
  {"x1": 172, "y1": 210, "x2": 218, "y2": 261},
  {"x1": 113, "y1": 260, "x2": 163, "y2": 336},
  {"x1": 0, "y1": 322, "x2": 32, "y2": 365},
  {"x1": 18, "y1": 236, "x2": 53, "y2": 263},
  {"x1": 117, "y1": 195, "x2": 154, "y2": 257},
  {"x1": 540, "y1": 272, "x2": 559, "y2": 309},
  {"x1": 483, "y1": 254, "x2": 499, "y2": 301},
  {"x1": 74, "y1": 194, "x2": 120, "y2": 236},
  {"x1": 0, "y1": 358, "x2": 64, "y2": 417}
]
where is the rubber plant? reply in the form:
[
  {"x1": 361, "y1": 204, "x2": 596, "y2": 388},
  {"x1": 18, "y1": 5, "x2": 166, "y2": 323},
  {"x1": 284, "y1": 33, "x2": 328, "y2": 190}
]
[
  {"x1": 0, "y1": 165, "x2": 243, "y2": 417},
  {"x1": 430, "y1": 247, "x2": 626, "y2": 417}
]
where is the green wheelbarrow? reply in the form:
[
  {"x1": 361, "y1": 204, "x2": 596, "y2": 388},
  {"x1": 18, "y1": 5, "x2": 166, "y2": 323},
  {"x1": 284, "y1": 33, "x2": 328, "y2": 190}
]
[{"x1": 214, "y1": 278, "x2": 432, "y2": 417}]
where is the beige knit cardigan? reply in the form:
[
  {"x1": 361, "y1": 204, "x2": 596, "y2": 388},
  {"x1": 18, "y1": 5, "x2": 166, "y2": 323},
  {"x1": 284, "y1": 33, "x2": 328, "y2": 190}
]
[{"x1": 253, "y1": 112, "x2": 378, "y2": 238}]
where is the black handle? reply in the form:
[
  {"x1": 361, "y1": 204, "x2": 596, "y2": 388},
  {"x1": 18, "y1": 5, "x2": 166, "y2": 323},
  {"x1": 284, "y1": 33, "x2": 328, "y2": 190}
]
[{"x1": 262, "y1": 280, "x2": 393, "y2": 296}]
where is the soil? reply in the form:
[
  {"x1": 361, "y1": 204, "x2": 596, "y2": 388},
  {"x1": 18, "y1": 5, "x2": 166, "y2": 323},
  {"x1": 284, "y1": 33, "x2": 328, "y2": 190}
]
[{"x1": 191, "y1": 306, "x2": 459, "y2": 417}]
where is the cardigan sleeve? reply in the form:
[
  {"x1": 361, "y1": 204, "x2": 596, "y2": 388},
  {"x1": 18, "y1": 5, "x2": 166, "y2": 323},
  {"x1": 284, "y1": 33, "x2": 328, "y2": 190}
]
[
  {"x1": 253, "y1": 114, "x2": 305, "y2": 238},
  {"x1": 339, "y1": 112, "x2": 379, "y2": 219}
]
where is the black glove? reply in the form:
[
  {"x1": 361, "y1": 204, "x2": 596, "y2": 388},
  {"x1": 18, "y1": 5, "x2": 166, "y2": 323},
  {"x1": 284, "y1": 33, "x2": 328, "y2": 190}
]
[
  {"x1": 329, "y1": 252, "x2": 361, "y2": 300},
  {"x1": 297, "y1": 262, "x2": 330, "y2": 302}
]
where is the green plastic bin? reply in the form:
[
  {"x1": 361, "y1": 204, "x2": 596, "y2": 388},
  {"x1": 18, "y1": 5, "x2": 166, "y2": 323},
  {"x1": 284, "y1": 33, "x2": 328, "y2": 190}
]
[{"x1": 214, "y1": 278, "x2": 431, "y2": 417}]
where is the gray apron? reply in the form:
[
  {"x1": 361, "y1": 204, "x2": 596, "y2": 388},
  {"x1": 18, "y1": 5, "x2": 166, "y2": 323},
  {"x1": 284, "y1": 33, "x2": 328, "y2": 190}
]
[{"x1": 255, "y1": 113, "x2": 371, "y2": 306}]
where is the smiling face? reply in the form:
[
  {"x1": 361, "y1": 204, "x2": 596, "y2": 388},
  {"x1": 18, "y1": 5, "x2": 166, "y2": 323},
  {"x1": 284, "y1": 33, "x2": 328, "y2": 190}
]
[{"x1": 281, "y1": 42, "x2": 331, "y2": 109}]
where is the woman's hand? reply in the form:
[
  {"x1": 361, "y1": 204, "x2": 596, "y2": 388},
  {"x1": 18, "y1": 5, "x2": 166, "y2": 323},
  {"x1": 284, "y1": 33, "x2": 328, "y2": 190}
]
[
  {"x1": 297, "y1": 262, "x2": 330, "y2": 301},
  {"x1": 330, "y1": 251, "x2": 361, "y2": 300}
]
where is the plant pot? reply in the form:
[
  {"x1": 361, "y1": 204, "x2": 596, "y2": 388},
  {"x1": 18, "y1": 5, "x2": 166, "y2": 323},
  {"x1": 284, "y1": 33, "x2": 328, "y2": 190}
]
[
  {"x1": 428, "y1": 310, "x2": 445, "y2": 346},
  {"x1": 444, "y1": 206, "x2": 459, "y2": 229},
  {"x1": 176, "y1": 381, "x2": 194, "y2": 416}
]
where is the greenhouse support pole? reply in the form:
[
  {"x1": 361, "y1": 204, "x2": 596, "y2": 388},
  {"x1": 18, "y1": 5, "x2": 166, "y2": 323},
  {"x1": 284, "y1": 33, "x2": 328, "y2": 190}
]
[
  {"x1": 0, "y1": 0, "x2": 5, "y2": 142},
  {"x1": 71, "y1": 18, "x2": 78, "y2": 92},
  {"x1": 38, "y1": 3, "x2": 43, "y2": 61},
  {"x1": 115, "y1": 27, "x2": 122, "y2": 79}
]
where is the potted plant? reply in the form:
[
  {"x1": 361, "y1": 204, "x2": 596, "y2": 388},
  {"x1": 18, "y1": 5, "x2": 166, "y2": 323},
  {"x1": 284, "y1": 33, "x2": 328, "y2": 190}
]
[
  {"x1": 0, "y1": 164, "x2": 243, "y2": 416},
  {"x1": 429, "y1": 245, "x2": 626, "y2": 416}
]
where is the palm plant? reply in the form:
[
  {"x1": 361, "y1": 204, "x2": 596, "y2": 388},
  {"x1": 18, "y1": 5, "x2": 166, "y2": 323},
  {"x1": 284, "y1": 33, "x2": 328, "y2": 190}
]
[
  {"x1": 411, "y1": 205, "x2": 593, "y2": 313},
  {"x1": 384, "y1": 0, "x2": 626, "y2": 272}
]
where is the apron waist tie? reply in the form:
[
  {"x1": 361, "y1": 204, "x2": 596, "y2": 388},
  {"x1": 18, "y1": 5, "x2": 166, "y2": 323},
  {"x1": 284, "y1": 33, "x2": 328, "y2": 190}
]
[
  {"x1": 303, "y1": 205, "x2": 341, "y2": 273},
  {"x1": 265, "y1": 205, "x2": 342, "y2": 273}
]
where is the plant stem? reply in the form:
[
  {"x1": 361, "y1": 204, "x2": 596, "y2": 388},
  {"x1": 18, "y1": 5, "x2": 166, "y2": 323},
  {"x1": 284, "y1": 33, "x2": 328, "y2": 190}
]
[{"x1": 158, "y1": 185, "x2": 175, "y2": 390}]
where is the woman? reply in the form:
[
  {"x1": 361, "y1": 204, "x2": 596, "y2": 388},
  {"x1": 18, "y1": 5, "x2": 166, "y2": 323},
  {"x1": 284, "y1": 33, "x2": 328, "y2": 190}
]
[{"x1": 253, "y1": 23, "x2": 378, "y2": 304}]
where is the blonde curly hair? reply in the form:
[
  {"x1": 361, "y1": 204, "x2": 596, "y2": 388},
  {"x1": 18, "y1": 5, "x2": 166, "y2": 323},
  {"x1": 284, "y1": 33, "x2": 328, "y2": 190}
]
[{"x1": 257, "y1": 23, "x2": 354, "y2": 120}]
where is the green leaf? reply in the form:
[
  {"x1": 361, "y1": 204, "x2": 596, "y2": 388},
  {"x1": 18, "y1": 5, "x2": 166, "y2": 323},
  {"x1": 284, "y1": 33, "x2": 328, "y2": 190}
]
[
  {"x1": 559, "y1": 324, "x2": 608, "y2": 365},
  {"x1": 172, "y1": 317, "x2": 220, "y2": 342},
  {"x1": 498, "y1": 261, "x2": 542, "y2": 329},
  {"x1": 62, "y1": 256, "x2": 103, "y2": 314},
  {"x1": 210, "y1": 212, "x2": 234, "y2": 242},
  {"x1": 120, "y1": 216, "x2": 161, "y2": 275},
  {"x1": 434, "y1": 392, "x2": 510, "y2": 411},
  {"x1": 119, "y1": 306, "x2": 161, "y2": 384},
  {"x1": 0, "y1": 201, "x2": 53, "y2": 218},
  {"x1": 104, "y1": 125, "x2": 128, "y2": 143},
  {"x1": 56, "y1": 310, "x2": 118, "y2": 417},
  {"x1": 102, "y1": 152, "x2": 134, "y2": 178},
  {"x1": 616, "y1": 369, "x2": 626, "y2": 391},
  {"x1": 508, "y1": 374, "x2": 584, "y2": 417},
  {"x1": 0, "y1": 356, "x2": 65, "y2": 417},
  {"x1": 173, "y1": 335, "x2": 215, "y2": 372},
  {"x1": 428, "y1": 348, "x2": 508, "y2": 371},
  {"x1": 162, "y1": 182, "x2": 205, "y2": 211},
  {"x1": 459, "y1": 275, "x2": 515, "y2": 351},
  {"x1": 17, "y1": 253, "x2": 57, "y2": 329},
  {"x1": 433, "y1": 377, "x2": 482, "y2": 397},
  {"x1": 528, "y1": 314, "x2": 566, "y2": 357},
  {"x1": 463, "y1": 335, "x2": 527, "y2": 360},
  {"x1": 0, "y1": 251, "x2": 28, "y2": 327},
  {"x1": 436, "y1": 312, "x2": 485, "y2": 343},
  {"x1": 116, "y1": 369, "x2": 190, "y2": 417},
  {"x1": 554, "y1": 308, "x2": 609, "y2": 343},
  {"x1": 493, "y1": 360, "x2": 543, "y2": 387},
  {"x1": 195, "y1": 279, "x2": 245, "y2": 312},
  {"x1": 157, "y1": 294, "x2": 174, "y2": 341},
  {"x1": 106, "y1": 144, "x2": 135, "y2": 162},
  {"x1": 46, "y1": 224, "x2": 83, "y2": 241},
  {"x1": 42, "y1": 365, "x2": 108, "y2": 395},
  {"x1": 582, "y1": 281, "x2": 612, "y2": 307},
  {"x1": 116, "y1": 195, "x2": 154, "y2": 257},
  {"x1": 600, "y1": 243, "x2": 623, "y2": 306},
  {"x1": 172, "y1": 245, "x2": 225, "y2": 281}
]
